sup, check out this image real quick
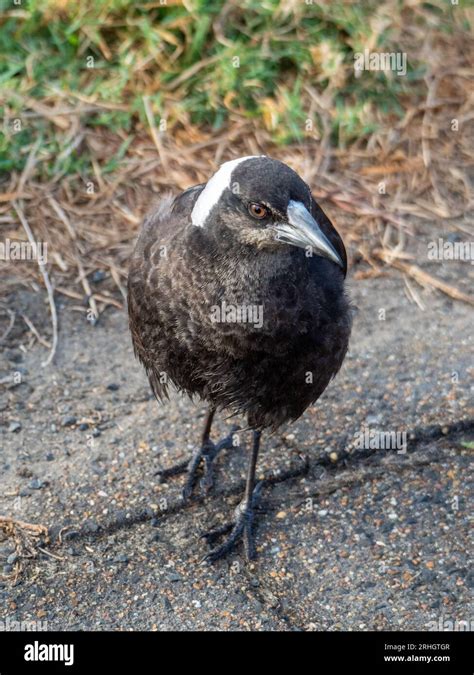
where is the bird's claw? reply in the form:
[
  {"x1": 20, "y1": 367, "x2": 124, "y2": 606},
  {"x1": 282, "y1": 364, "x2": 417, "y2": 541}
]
[{"x1": 201, "y1": 480, "x2": 264, "y2": 563}]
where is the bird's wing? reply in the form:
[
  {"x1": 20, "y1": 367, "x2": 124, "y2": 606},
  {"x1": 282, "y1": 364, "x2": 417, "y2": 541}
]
[{"x1": 127, "y1": 185, "x2": 206, "y2": 401}]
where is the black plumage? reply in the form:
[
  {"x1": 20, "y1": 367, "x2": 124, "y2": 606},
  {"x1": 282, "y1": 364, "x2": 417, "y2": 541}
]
[{"x1": 128, "y1": 156, "x2": 351, "y2": 561}]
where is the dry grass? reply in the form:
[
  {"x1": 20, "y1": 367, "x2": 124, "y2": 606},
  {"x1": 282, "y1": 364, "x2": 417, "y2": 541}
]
[
  {"x1": 0, "y1": 2, "x2": 473, "y2": 347},
  {"x1": 0, "y1": 516, "x2": 49, "y2": 581}
]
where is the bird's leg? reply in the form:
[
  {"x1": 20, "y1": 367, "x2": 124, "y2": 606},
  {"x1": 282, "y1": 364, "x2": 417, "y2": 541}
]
[
  {"x1": 203, "y1": 430, "x2": 263, "y2": 563},
  {"x1": 183, "y1": 408, "x2": 239, "y2": 501},
  {"x1": 157, "y1": 407, "x2": 239, "y2": 500}
]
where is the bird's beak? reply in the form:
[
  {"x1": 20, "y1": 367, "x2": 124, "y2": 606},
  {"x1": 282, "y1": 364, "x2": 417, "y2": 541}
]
[{"x1": 272, "y1": 200, "x2": 344, "y2": 269}]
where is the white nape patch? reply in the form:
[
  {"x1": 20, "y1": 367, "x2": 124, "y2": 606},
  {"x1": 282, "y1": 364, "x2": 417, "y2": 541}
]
[{"x1": 191, "y1": 155, "x2": 264, "y2": 227}]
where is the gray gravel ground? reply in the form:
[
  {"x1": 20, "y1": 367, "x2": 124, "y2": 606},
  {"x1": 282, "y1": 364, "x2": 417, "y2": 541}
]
[{"x1": 0, "y1": 220, "x2": 472, "y2": 631}]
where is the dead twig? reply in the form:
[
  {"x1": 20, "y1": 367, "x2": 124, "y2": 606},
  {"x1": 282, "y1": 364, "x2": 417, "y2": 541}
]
[
  {"x1": 12, "y1": 201, "x2": 59, "y2": 366},
  {"x1": 142, "y1": 95, "x2": 169, "y2": 171},
  {"x1": 0, "y1": 308, "x2": 15, "y2": 344},
  {"x1": 21, "y1": 313, "x2": 52, "y2": 348},
  {"x1": 36, "y1": 546, "x2": 65, "y2": 561},
  {"x1": 375, "y1": 249, "x2": 474, "y2": 307},
  {"x1": 55, "y1": 285, "x2": 123, "y2": 310},
  {"x1": 0, "y1": 516, "x2": 48, "y2": 536},
  {"x1": 48, "y1": 195, "x2": 100, "y2": 323}
]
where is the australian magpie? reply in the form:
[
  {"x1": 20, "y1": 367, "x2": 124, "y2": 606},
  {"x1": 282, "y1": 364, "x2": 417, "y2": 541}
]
[{"x1": 128, "y1": 155, "x2": 351, "y2": 562}]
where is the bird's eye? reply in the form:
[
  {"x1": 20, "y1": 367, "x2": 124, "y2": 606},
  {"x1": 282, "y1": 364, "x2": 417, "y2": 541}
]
[{"x1": 248, "y1": 203, "x2": 268, "y2": 220}]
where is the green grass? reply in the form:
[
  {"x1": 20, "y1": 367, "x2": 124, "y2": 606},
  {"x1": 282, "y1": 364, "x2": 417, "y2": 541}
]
[{"x1": 0, "y1": 0, "x2": 464, "y2": 177}]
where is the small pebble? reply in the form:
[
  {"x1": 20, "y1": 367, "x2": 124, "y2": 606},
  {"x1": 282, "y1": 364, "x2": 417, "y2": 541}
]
[
  {"x1": 162, "y1": 597, "x2": 173, "y2": 612},
  {"x1": 366, "y1": 414, "x2": 382, "y2": 425},
  {"x1": 62, "y1": 416, "x2": 77, "y2": 427},
  {"x1": 8, "y1": 422, "x2": 21, "y2": 433},
  {"x1": 91, "y1": 270, "x2": 107, "y2": 283},
  {"x1": 168, "y1": 573, "x2": 182, "y2": 582}
]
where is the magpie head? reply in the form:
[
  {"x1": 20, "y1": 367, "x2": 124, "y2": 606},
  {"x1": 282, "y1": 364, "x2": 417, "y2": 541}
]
[{"x1": 190, "y1": 155, "x2": 346, "y2": 273}]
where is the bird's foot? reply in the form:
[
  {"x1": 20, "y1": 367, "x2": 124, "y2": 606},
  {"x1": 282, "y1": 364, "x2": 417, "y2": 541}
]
[
  {"x1": 182, "y1": 425, "x2": 239, "y2": 501},
  {"x1": 157, "y1": 425, "x2": 239, "y2": 500},
  {"x1": 201, "y1": 481, "x2": 264, "y2": 563}
]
